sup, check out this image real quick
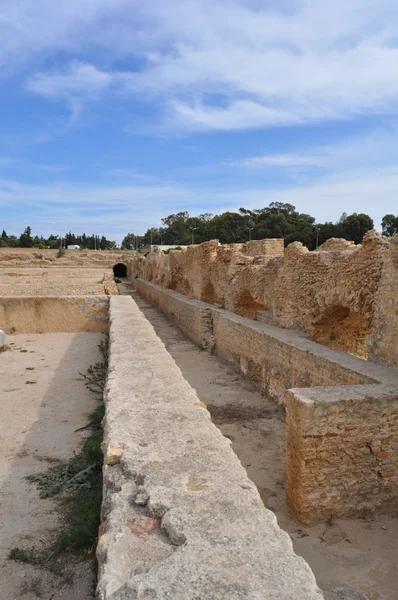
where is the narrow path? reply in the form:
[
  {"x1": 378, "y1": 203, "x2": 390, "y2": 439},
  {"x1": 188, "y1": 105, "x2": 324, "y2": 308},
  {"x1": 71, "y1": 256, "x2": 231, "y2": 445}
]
[
  {"x1": 0, "y1": 332, "x2": 101, "y2": 600},
  {"x1": 121, "y1": 282, "x2": 398, "y2": 600}
]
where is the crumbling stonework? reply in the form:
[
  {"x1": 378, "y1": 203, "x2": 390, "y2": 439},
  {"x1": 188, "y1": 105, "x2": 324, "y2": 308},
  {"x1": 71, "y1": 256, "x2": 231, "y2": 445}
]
[
  {"x1": 98, "y1": 296, "x2": 323, "y2": 598},
  {"x1": 0, "y1": 296, "x2": 109, "y2": 333},
  {"x1": 134, "y1": 278, "x2": 398, "y2": 524},
  {"x1": 286, "y1": 385, "x2": 398, "y2": 524},
  {"x1": 130, "y1": 231, "x2": 396, "y2": 361},
  {"x1": 369, "y1": 236, "x2": 398, "y2": 366}
]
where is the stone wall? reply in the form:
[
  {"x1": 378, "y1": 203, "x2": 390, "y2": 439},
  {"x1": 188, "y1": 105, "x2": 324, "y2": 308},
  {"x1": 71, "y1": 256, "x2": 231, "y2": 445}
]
[
  {"x1": 0, "y1": 296, "x2": 109, "y2": 333},
  {"x1": 286, "y1": 385, "x2": 398, "y2": 524},
  {"x1": 97, "y1": 295, "x2": 323, "y2": 599},
  {"x1": 130, "y1": 232, "x2": 396, "y2": 360},
  {"x1": 0, "y1": 267, "x2": 119, "y2": 296},
  {"x1": 369, "y1": 236, "x2": 398, "y2": 366},
  {"x1": 134, "y1": 279, "x2": 398, "y2": 523}
]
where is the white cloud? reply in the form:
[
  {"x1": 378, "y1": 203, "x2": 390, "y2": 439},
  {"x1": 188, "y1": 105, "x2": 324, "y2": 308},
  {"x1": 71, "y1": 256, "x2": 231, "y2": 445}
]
[
  {"x1": 228, "y1": 153, "x2": 326, "y2": 168},
  {"x1": 227, "y1": 124, "x2": 398, "y2": 171},
  {"x1": 1, "y1": 162, "x2": 397, "y2": 240},
  {"x1": 27, "y1": 62, "x2": 116, "y2": 121},
  {"x1": 4, "y1": 0, "x2": 396, "y2": 131}
]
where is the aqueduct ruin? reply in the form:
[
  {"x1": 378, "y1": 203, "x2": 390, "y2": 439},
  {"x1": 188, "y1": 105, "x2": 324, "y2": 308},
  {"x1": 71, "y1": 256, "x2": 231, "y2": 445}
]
[{"x1": 0, "y1": 234, "x2": 397, "y2": 598}]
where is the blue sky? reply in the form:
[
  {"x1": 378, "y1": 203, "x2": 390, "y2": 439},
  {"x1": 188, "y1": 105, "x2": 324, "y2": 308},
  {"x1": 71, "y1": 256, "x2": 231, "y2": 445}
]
[{"x1": 1, "y1": 0, "x2": 398, "y2": 242}]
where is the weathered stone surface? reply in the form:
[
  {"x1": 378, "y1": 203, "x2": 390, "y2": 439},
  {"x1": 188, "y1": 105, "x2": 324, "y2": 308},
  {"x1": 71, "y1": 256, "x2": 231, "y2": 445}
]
[
  {"x1": 368, "y1": 235, "x2": 398, "y2": 366},
  {"x1": 286, "y1": 385, "x2": 398, "y2": 524},
  {"x1": 133, "y1": 279, "x2": 398, "y2": 524},
  {"x1": 0, "y1": 296, "x2": 109, "y2": 333},
  {"x1": 129, "y1": 231, "x2": 397, "y2": 362},
  {"x1": 97, "y1": 296, "x2": 323, "y2": 599}
]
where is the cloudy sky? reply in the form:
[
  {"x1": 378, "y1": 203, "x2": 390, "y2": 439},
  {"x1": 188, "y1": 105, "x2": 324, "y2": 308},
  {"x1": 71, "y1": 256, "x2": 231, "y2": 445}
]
[{"x1": 1, "y1": 0, "x2": 397, "y2": 241}]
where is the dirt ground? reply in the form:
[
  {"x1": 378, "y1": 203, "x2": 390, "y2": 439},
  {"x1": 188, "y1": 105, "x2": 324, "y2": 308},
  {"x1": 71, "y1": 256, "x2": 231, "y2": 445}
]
[
  {"x1": 123, "y1": 283, "x2": 398, "y2": 600},
  {"x1": 0, "y1": 332, "x2": 102, "y2": 600}
]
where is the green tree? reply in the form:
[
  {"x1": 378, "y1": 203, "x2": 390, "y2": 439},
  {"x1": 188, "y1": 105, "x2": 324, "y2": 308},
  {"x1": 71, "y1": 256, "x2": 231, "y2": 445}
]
[
  {"x1": 19, "y1": 226, "x2": 34, "y2": 248},
  {"x1": 381, "y1": 214, "x2": 398, "y2": 236},
  {"x1": 121, "y1": 232, "x2": 138, "y2": 249},
  {"x1": 341, "y1": 213, "x2": 374, "y2": 244}
]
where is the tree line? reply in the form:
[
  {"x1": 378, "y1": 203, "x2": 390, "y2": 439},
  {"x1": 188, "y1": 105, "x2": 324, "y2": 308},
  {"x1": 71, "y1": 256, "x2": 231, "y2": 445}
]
[
  {"x1": 2, "y1": 206, "x2": 397, "y2": 251},
  {"x1": 0, "y1": 227, "x2": 117, "y2": 250},
  {"x1": 122, "y1": 204, "x2": 398, "y2": 250}
]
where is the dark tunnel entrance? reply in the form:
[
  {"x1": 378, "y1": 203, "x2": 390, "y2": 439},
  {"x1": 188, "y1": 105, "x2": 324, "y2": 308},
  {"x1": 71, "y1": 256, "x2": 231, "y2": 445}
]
[{"x1": 113, "y1": 263, "x2": 128, "y2": 278}]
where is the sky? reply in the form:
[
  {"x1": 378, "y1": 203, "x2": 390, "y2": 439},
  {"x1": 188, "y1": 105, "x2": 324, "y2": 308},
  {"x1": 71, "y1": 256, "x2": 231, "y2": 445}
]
[{"x1": 1, "y1": 0, "x2": 398, "y2": 243}]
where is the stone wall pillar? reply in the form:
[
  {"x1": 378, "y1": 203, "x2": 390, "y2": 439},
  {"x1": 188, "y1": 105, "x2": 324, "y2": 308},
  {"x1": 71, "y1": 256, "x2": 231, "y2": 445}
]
[{"x1": 369, "y1": 236, "x2": 398, "y2": 366}]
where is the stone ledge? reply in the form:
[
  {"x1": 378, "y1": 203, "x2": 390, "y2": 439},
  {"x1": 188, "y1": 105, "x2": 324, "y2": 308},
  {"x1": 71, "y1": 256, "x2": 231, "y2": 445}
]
[
  {"x1": 0, "y1": 296, "x2": 109, "y2": 333},
  {"x1": 97, "y1": 295, "x2": 323, "y2": 599}
]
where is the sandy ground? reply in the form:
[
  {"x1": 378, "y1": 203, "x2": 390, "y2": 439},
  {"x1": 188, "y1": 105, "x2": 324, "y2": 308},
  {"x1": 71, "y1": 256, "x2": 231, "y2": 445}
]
[
  {"x1": 0, "y1": 332, "x2": 102, "y2": 600},
  {"x1": 123, "y1": 283, "x2": 398, "y2": 600}
]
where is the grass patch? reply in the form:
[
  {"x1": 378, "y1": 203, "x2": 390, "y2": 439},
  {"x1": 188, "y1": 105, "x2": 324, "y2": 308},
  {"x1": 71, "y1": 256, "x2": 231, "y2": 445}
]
[
  {"x1": 8, "y1": 547, "x2": 42, "y2": 566},
  {"x1": 8, "y1": 333, "x2": 108, "y2": 572}
]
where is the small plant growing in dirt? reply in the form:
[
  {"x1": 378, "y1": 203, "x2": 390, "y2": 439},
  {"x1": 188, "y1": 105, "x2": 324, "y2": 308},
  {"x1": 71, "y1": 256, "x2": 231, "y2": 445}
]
[
  {"x1": 57, "y1": 247, "x2": 65, "y2": 258},
  {"x1": 79, "y1": 331, "x2": 109, "y2": 395}
]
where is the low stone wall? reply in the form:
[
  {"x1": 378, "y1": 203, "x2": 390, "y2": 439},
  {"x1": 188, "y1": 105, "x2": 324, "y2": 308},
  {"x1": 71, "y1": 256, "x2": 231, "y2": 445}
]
[
  {"x1": 135, "y1": 276, "x2": 213, "y2": 348},
  {"x1": 97, "y1": 295, "x2": 322, "y2": 599},
  {"x1": 0, "y1": 296, "x2": 109, "y2": 333},
  {"x1": 134, "y1": 279, "x2": 398, "y2": 524},
  {"x1": 0, "y1": 267, "x2": 119, "y2": 296},
  {"x1": 286, "y1": 385, "x2": 398, "y2": 524},
  {"x1": 134, "y1": 280, "x2": 387, "y2": 402}
]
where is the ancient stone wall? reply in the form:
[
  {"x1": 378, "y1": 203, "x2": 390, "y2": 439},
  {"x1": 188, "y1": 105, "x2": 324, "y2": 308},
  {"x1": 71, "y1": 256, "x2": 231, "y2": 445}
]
[
  {"x1": 0, "y1": 268, "x2": 119, "y2": 296},
  {"x1": 0, "y1": 296, "x2": 109, "y2": 333},
  {"x1": 286, "y1": 385, "x2": 398, "y2": 524},
  {"x1": 98, "y1": 295, "x2": 323, "y2": 598},
  {"x1": 134, "y1": 279, "x2": 398, "y2": 523},
  {"x1": 130, "y1": 232, "x2": 396, "y2": 360},
  {"x1": 0, "y1": 248, "x2": 131, "y2": 269},
  {"x1": 369, "y1": 236, "x2": 398, "y2": 366}
]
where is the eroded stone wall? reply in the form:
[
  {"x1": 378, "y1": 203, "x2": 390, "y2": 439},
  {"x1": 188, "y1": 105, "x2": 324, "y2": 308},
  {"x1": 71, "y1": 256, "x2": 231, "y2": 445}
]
[
  {"x1": 130, "y1": 231, "x2": 396, "y2": 360},
  {"x1": 286, "y1": 385, "x2": 398, "y2": 524},
  {"x1": 98, "y1": 295, "x2": 323, "y2": 598},
  {"x1": 369, "y1": 236, "x2": 398, "y2": 366},
  {"x1": 0, "y1": 296, "x2": 109, "y2": 333},
  {"x1": 134, "y1": 279, "x2": 398, "y2": 523}
]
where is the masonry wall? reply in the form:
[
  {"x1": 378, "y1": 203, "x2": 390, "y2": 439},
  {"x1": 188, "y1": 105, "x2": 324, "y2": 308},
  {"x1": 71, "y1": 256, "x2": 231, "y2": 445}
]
[
  {"x1": 286, "y1": 385, "x2": 398, "y2": 524},
  {"x1": 0, "y1": 296, "x2": 109, "y2": 333},
  {"x1": 134, "y1": 279, "x2": 398, "y2": 523},
  {"x1": 130, "y1": 231, "x2": 395, "y2": 360},
  {"x1": 369, "y1": 236, "x2": 398, "y2": 366},
  {"x1": 97, "y1": 295, "x2": 323, "y2": 599}
]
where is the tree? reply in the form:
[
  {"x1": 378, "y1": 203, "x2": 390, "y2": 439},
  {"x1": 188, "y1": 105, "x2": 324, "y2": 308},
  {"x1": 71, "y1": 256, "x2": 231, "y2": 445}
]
[
  {"x1": 341, "y1": 213, "x2": 374, "y2": 244},
  {"x1": 121, "y1": 232, "x2": 138, "y2": 249},
  {"x1": 381, "y1": 214, "x2": 398, "y2": 236},
  {"x1": 19, "y1": 226, "x2": 34, "y2": 248}
]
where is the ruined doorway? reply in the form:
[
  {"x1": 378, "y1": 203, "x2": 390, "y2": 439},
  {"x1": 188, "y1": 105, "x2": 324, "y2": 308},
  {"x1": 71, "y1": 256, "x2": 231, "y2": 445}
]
[{"x1": 113, "y1": 263, "x2": 128, "y2": 278}]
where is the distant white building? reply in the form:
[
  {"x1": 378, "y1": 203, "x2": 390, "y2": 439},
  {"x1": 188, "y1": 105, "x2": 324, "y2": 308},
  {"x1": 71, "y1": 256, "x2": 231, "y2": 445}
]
[{"x1": 67, "y1": 245, "x2": 81, "y2": 250}]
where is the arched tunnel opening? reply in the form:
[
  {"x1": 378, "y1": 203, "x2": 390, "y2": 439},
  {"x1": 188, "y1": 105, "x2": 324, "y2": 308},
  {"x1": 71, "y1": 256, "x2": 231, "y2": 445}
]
[{"x1": 113, "y1": 263, "x2": 128, "y2": 278}]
